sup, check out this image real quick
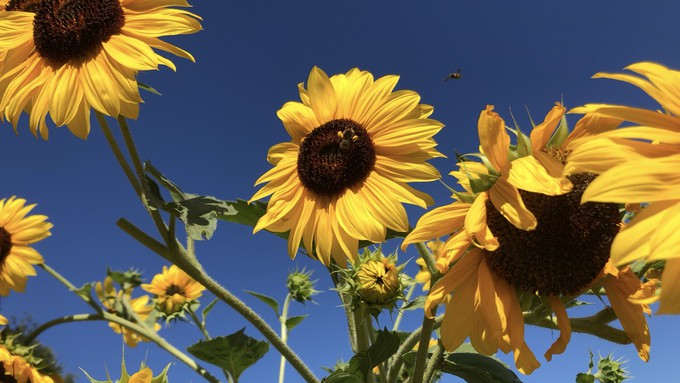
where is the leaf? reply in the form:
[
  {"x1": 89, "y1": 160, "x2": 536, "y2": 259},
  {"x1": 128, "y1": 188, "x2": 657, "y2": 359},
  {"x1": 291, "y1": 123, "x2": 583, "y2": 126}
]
[
  {"x1": 187, "y1": 328, "x2": 269, "y2": 382},
  {"x1": 201, "y1": 298, "x2": 219, "y2": 328},
  {"x1": 285, "y1": 315, "x2": 308, "y2": 331},
  {"x1": 322, "y1": 329, "x2": 400, "y2": 382},
  {"x1": 143, "y1": 162, "x2": 237, "y2": 240},
  {"x1": 546, "y1": 115, "x2": 570, "y2": 148},
  {"x1": 442, "y1": 353, "x2": 522, "y2": 383},
  {"x1": 400, "y1": 295, "x2": 425, "y2": 311},
  {"x1": 245, "y1": 291, "x2": 280, "y2": 317}
]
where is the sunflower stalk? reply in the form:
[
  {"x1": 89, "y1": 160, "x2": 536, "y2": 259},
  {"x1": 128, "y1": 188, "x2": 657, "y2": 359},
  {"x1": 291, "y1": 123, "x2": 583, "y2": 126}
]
[
  {"x1": 386, "y1": 314, "x2": 443, "y2": 383},
  {"x1": 392, "y1": 281, "x2": 416, "y2": 332},
  {"x1": 422, "y1": 343, "x2": 444, "y2": 383},
  {"x1": 525, "y1": 310, "x2": 631, "y2": 345},
  {"x1": 37, "y1": 264, "x2": 221, "y2": 383},
  {"x1": 278, "y1": 293, "x2": 292, "y2": 383},
  {"x1": 329, "y1": 262, "x2": 359, "y2": 353},
  {"x1": 96, "y1": 112, "x2": 142, "y2": 196}
]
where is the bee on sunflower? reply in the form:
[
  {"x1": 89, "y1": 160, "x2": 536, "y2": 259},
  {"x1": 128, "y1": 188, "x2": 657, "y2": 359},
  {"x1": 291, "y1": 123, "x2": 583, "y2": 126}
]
[{"x1": 403, "y1": 103, "x2": 656, "y2": 374}]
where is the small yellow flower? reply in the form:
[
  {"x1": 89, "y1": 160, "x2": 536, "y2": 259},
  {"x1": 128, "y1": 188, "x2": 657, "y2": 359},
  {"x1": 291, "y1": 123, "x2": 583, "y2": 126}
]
[
  {"x1": 95, "y1": 276, "x2": 160, "y2": 347},
  {"x1": 141, "y1": 264, "x2": 205, "y2": 315},
  {"x1": 0, "y1": 196, "x2": 52, "y2": 296},
  {"x1": 357, "y1": 258, "x2": 399, "y2": 305}
]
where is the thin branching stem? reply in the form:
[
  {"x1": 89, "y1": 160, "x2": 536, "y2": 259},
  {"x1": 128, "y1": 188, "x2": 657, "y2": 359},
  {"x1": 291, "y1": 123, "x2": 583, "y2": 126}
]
[{"x1": 96, "y1": 112, "x2": 141, "y2": 195}]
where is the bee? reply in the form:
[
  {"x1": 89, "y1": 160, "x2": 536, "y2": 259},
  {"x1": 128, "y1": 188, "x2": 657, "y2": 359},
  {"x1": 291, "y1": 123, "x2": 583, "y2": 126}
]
[
  {"x1": 444, "y1": 68, "x2": 462, "y2": 81},
  {"x1": 338, "y1": 127, "x2": 358, "y2": 150}
]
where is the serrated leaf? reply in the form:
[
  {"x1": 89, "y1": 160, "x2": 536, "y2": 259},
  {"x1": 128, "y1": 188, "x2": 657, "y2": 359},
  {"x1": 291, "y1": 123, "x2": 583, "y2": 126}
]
[
  {"x1": 323, "y1": 329, "x2": 400, "y2": 382},
  {"x1": 187, "y1": 328, "x2": 269, "y2": 382},
  {"x1": 145, "y1": 162, "x2": 185, "y2": 202},
  {"x1": 321, "y1": 370, "x2": 364, "y2": 383},
  {"x1": 245, "y1": 291, "x2": 280, "y2": 317},
  {"x1": 285, "y1": 315, "x2": 307, "y2": 331},
  {"x1": 219, "y1": 199, "x2": 290, "y2": 240},
  {"x1": 443, "y1": 353, "x2": 522, "y2": 383}
]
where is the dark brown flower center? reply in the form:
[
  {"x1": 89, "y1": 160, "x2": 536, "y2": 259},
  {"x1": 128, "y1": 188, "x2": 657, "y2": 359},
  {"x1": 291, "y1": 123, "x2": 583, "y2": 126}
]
[
  {"x1": 0, "y1": 228, "x2": 12, "y2": 264},
  {"x1": 297, "y1": 119, "x2": 376, "y2": 198},
  {"x1": 0, "y1": 364, "x2": 19, "y2": 383},
  {"x1": 484, "y1": 173, "x2": 620, "y2": 296},
  {"x1": 165, "y1": 284, "x2": 184, "y2": 296},
  {"x1": 23, "y1": 0, "x2": 126, "y2": 66}
]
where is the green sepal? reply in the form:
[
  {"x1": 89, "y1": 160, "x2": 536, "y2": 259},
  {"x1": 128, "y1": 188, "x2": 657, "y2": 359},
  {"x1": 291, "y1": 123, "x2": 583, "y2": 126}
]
[
  {"x1": 138, "y1": 81, "x2": 162, "y2": 96},
  {"x1": 187, "y1": 328, "x2": 269, "y2": 382},
  {"x1": 245, "y1": 290, "x2": 280, "y2": 317},
  {"x1": 107, "y1": 268, "x2": 143, "y2": 290},
  {"x1": 546, "y1": 115, "x2": 570, "y2": 148}
]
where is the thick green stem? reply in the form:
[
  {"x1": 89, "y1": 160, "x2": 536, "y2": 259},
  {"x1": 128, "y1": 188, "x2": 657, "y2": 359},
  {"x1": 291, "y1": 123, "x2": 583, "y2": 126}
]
[
  {"x1": 279, "y1": 293, "x2": 292, "y2": 383},
  {"x1": 329, "y1": 263, "x2": 359, "y2": 353},
  {"x1": 386, "y1": 314, "x2": 443, "y2": 383},
  {"x1": 354, "y1": 308, "x2": 374, "y2": 383},
  {"x1": 24, "y1": 314, "x2": 98, "y2": 344},
  {"x1": 525, "y1": 308, "x2": 631, "y2": 344},
  {"x1": 415, "y1": 242, "x2": 440, "y2": 280},
  {"x1": 366, "y1": 324, "x2": 388, "y2": 383},
  {"x1": 422, "y1": 343, "x2": 443, "y2": 383}
]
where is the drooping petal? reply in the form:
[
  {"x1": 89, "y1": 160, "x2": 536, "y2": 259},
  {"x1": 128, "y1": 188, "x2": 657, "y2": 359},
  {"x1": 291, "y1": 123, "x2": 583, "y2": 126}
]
[
  {"x1": 465, "y1": 193, "x2": 500, "y2": 250},
  {"x1": 658, "y1": 260, "x2": 680, "y2": 314},
  {"x1": 488, "y1": 177, "x2": 537, "y2": 231},
  {"x1": 543, "y1": 297, "x2": 571, "y2": 361},
  {"x1": 478, "y1": 105, "x2": 509, "y2": 171},
  {"x1": 530, "y1": 103, "x2": 565, "y2": 151},
  {"x1": 506, "y1": 155, "x2": 572, "y2": 195}
]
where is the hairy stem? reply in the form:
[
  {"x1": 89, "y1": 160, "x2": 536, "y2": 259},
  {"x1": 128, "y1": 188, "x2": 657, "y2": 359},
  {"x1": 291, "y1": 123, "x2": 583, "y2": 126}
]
[{"x1": 279, "y1": 293, "x2": 292, "y2": 383}]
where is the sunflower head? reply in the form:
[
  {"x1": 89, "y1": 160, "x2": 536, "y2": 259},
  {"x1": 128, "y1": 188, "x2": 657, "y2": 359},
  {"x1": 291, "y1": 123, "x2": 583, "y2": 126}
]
[
  {"x1": 141, "y1": 265, "x2": 205, "y2": 316},
  {"x1": 0, "y1": 0, "x2": 202, "y2": 138},
  {"x1": 251, "y1": 67, "x2": 443, "y2": 266},
  {"x1": 0, "y1": 196, "x2": 52, "y2": 296}
]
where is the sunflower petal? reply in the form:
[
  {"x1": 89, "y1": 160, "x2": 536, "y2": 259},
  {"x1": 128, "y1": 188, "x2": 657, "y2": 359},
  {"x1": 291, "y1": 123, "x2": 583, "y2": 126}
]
[
  {"x1": 488, "y1": 178, "x2": 537, "y2": 231},
  {"x1": 478, "y1": 105, "x2": 509, "y2": 171}
]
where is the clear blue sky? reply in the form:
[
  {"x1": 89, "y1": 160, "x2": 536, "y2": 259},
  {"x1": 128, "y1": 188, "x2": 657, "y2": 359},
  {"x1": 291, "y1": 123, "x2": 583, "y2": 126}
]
[{"x1": 2, "y1": 1, "x2": 679, "y2": 382}]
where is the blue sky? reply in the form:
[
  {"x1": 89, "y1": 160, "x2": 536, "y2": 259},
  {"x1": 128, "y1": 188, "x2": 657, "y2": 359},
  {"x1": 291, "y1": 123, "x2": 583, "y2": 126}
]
[{"x1": 2, "y1": 1, "x2": 680, "y2": 382}]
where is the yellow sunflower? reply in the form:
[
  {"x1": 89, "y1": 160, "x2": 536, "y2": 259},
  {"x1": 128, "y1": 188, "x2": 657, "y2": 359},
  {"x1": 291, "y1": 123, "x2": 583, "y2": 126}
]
[
  {"x1": 141, "y1": 264, "x2": 205, "y2": 315},
  {"x1": 95, "y1": 276, "x2": 160, "y2": 347},
  {"x1": 403, "y1": 105, "x2": 654, "y2": 374},
  {"x1": 0, "y1": 0, "x2": 201, "y2": 139},
  {"x1": 251, "y1": 67, "x2": 444, "y2": 266},
  {"x1": 0, "y1": 196, "x2": 52, "y2": 296},
  {"x1": 0, "y1": 344, "x2": 54, "y2": 383},
  {"x1": 565, "y1": 62, "x2": 680, "y2": 314}
]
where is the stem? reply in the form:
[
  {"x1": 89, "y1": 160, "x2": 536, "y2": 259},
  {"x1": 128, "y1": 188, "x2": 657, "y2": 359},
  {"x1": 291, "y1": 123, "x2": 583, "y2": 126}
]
[
  {"x1": 24, "y1": 314, "x2": 98, "y2": 344},
  {"x1": 410, "y1": 314, "x2": 436, "y2": 383},
  {"x1": 415, "y1": 242, "x2": 440, "y2": 279},
  {"x1": 329, "y1": 263, "x2": 358, "y2": 353},
  {"x1": 279, "y1": 293, "x2": 292, "y2": 383},
  {"x1": 367, "y1": 324, "x2": 388, "y2": 383},
  {"x1": 422, "y1": 343, "x2": 443, "y2": 383},
  {"x1": 386, "y1": 314, "x2": 443, "y2": 383},
  {"x1": 354, "y1": 308, "x2": 374, "y2": 383},
  {"x1": 525, "y1": 309, "x2": 631, "y2": 344},
  {"x1": 117, "y1": 218, "x2": 169, "y2": 257},
  {"x1": 189, "y1": 307, "x2": 212, "y2": 340},
  {"x1": 96, "y1": 112, "x2": 141, "y2": 196},
  {"x1": 392, "y1": 283, "x2": 416, "y2": 332},
  {"x1": 38, "y1": 263, "x2": 101, "y2": 312}
]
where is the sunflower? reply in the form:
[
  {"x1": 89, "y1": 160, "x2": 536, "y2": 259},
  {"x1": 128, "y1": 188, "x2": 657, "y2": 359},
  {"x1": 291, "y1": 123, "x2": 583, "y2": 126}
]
[
  {"x1": 0, "y1": 344, "x2": 54, "y2": 383},
  {"x1": 565, "y1": 62, "x2": 680, "y2": 314},
  {"x1": 403, "y1": 105, "x2": 654, "y2": 374},
  {"x1": 0, "y1": 196, "x2": 52, "y2": 296},
  {"x1": 141, "y1": 264, "x2": 205, "y2": 315},
  {"x1": 0, "y1": 0, "x2": 201, "y2": 139},
  {"x1": 251, "y1": 67, "x2": 444, "y2": 266},
  {"x1": 95, "y1": 276, "x2": 160, "y2": 347}
]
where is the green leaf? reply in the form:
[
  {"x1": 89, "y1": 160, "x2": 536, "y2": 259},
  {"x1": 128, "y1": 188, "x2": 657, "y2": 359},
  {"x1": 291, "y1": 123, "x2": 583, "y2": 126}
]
[
  {"x1": 201, "y1": 298, "x2": 219, "y2": 328},
  {"x1": 187, "y1": 328, "x2": 269, "y2": 382},
  {"x1": 442, "y1": 353, "x2": 522, "y2": 383},
  {"x1": 285, "y1": 315, "x2": 308, "y2": 331},
  {"x1": 400, "y1": 295, "x2": 425, "y2": 311},
  {"x1": 322, "y1": 329, "x2": 400, "y2": 382},
  {"x1": 576, "y1": 373, "x2": 596, "y2": 383},
  {"x1": 219, "y1": 199, "x2": 290, "y2": 241},
  {"x1": 143, "y1": 162, "x2": 237, "y2": 240},
  {"x1": 245, "y1": 290, "x2": 280, "y2": 317}
]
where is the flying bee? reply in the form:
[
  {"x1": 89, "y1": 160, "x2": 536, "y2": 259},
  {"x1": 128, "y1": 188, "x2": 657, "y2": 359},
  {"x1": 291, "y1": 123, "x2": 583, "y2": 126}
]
[
  {"x1": 444, "y1": 68, "x2": 462, "y2": 81},
  {"x1": 338, "y1": 127, "x2": 358, "y2": 150}
]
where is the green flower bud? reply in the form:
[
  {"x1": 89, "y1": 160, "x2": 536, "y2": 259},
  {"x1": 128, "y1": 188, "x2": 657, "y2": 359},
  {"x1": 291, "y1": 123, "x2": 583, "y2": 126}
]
[
  {"x1": 357, "y1": 259, "x2": 399, "y2": 305},
  {"x1": 286, "y1": 269, "x2": 318, "y2": 303}
]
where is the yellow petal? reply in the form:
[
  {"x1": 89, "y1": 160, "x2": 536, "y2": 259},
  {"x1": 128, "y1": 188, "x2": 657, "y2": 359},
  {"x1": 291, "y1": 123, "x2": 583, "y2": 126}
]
[
  {"x1": 425, "y1": 249, "x2": 482, "y2": 318},
  {"x1": 103, "y1": 34, "x2": 159, "y2": 71},
  {"x1": 544, "y1": 296, "x2": 571, "y2": 361},
  {"x1": 306, "y1": 66, "x2": 337, "y2": 124},
  {"x1": 658, "y1": 260, "x2": 680, "y2": 314},
  {"x1": 478, "y1": 105, "x2": 509, "y2": 171},
  {"x1": 402, "y1": 202, "x2": 470, "y2": 250},
  {"x1": 529, "y1": 103, "x2": 565, "y2": 151},
  {"x1": 506, "y1": 156, "x2": 572, "y2": 195},
  {"x1": 563, "y1": 112, "x2": 622, "y2": 147},
  {"x1": 610, "y1": 201, "x2": 676, "y2": 265},
  {"x1": 465, "y1": 193, "x2": 500, "y2": 250},
  {"x1": 488, "y1": 178, "x2": 537, "y2": 231},
  {"x1": 570, "y1": 104, "x2": 680, "y2": 132},
  {"x1": 440, "y1": 270, "x2": 478, "y2": 351},
  {"x1": 603, "y1": 271, "x2": 650, "y2": 361}
]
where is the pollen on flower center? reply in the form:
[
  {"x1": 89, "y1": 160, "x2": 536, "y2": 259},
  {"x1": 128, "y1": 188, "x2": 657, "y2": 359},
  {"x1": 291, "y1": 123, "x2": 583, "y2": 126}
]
[
  {"x1": 484, "y1": 173, "x2": 620, "y2": 296},
  {"x1": 165, "y1": 284, "x2": 184, "y2": 296},
  {"x1": 297, "y1": 119, "x2": 376, "y2": 198},
  {"x1": 0, "y1": 228, "x2": 12, "y2": 263},
  {"x1": 29, "y1": 0, "x2": 125, "y2": 65}
]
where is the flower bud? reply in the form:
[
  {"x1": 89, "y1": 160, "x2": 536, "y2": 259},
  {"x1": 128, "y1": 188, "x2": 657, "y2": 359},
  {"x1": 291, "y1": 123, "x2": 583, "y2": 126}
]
[{"x1": 286, "y1": 269, "x2": 318, "y2": 303}]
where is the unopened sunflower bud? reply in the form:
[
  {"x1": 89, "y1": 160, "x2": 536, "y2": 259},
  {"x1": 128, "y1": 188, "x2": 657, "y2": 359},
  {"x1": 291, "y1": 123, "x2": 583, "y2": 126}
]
[
  {"x1": 595, "y1": 354, "x2": 630, "y2": 383},
  {"x1": 357, "y1": 258, "x2": 400, "y2": 305},
  {"x1": 286, "y1": 269, "x2": 318, "y2": 303}
]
